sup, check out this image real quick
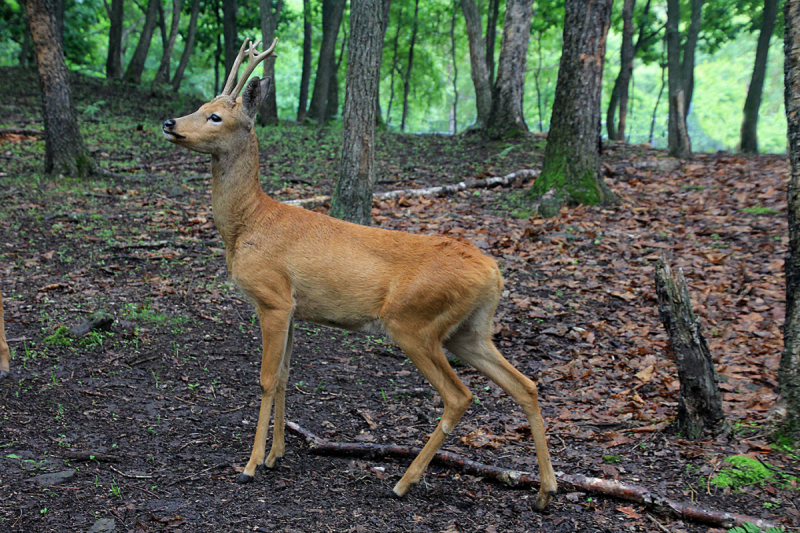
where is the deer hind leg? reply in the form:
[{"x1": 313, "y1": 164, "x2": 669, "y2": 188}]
[
  {"x1": 388, "y1": 329, "x2": 473, "y2": 497},
  {"x1": 445, "y1": 329, "x2": 557, "y2": 510},
  {"x1": 237, "y1": 307, "x2": 294, "y2": 483},
  {"x1": 0, "y1": 291, "x2": 9, "y2": 380}
]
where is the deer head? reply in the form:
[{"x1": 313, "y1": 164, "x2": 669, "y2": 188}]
[{"x1": 162, "y1": 38, "x2": 277, "y2": 156}]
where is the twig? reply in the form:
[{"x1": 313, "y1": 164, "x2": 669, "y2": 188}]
[
  {"x1": 284, "y1": 421, "x2": 778, "y2": 530},
  {"x1": 167, "y1": 463, "x2": 227, "y2": 486},
  {"x1": 647, "y1": 513, "x2": 671, "y2": 533},
  {"x1": 110, "y1": 464, "x2": 152, "y2": 479}
]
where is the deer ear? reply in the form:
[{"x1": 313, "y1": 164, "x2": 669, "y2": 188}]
[{"x1": 242, "y1": 77, "x2": 272, "y2": 119}]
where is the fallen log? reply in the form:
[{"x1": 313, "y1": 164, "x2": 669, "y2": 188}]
[
  {"x1": 281, "y1": 169, "x2": 540, "y2": 210},
  {"x1": 285, "y1": 421, "x2": 778, "y2": 530}
]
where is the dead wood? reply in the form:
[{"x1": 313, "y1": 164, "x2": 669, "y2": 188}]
[
  {"x1": 655, "y1": 257, "x2": 730, "y2": 439},
  {"x1": 68, "y1": 310, "x2": 114, "y2": 338},
  {"x1": 282, "y1": 169, "x2": 540, "y2": 210},
  {"x1": 285, "y1": 421, "x2": 777, "y2": 529}
]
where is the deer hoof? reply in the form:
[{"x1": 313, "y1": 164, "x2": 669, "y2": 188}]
[
  {"x1": 236, "y1": 473, "x2": 254, "y2": 484},
  {"x1": 533, "y1": 490, "x2": 555, "y2": 511}
]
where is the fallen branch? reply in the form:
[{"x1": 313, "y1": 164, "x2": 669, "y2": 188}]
[
  {"x1": 285, "y1": 421, "x2": 778, "y2": 530},
  {"x1": 282, "y1": 169, "x2": 539, "y2": 210}
]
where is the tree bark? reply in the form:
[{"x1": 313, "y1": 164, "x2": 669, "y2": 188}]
[
  {"x1": 330, "y1": 0, "x2": 384, "y2": 225},
  {"x1": 617, "y1": 0, "x2": 636, "y2": 140},
  {"x1": 681, "y1": 0, "x2": 704, "y2": 112},
  {"x1": 221, "y1": 0, "x2": 238, "y2": 82},
  {"x1": 772, "y1": 0, "x2": 800, "y2": 446},
  {"x1": 667, "y1": 0, "x2": 704, "y2": 158},
  {"x1": 26, "y1": 0, "x2": 96, "y2": 177},
  {"x1": 374, "y1": 0, "x2": 392, "y2": 126},
  {"x1": 485, "y1": 0, "x2": 533, "y2": 138},
  {"x1": 258, "y1": 0, "x2": 283, "y2": 125},
  {"x1": 655, "y1": 258, "x2": 730, "y2": 439},
  {"x1": 152, "y1": 0, "x2": 183, "y2": 87},
  {"x1": 485, "y1": 0, "x2": 500, "y2": 83},
  {"x1": 461, "y1": 0, "x2": 493, "y2": 129},
  {"x1": 400, "y1": 0, "x2": 420, "y2": 132},
  {"x1": 450, "y1": 0, "x2": 459, "y2": 134},
  {"x1": 105, "y1": 0, "x2": 124, "y2": 79},
  {"x1": 741, "y1": 0, "x2": 780, "y2": 154},
  {"x1": 297, "y1": 0, "x2": 313, "y2": 122},
  {"x1": 122, "y1": 0, "x2": 160, "y2": 84},
  {"x1": 531, "y1": 0, "x2": 615, "y2": 217},
  {"x1": 171, "y1": 0, "x2": 202, "y2": 91},
  {"x1": 307, "y1": 0, "x2": 346, "y2": 125}
]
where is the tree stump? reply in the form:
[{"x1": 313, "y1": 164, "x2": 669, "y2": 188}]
[{"x1": 655, "y1": 257, "x2": 730, "y2": 439}]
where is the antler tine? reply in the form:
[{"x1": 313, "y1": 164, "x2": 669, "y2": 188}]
[
  {"x1": 229, "y1": 37, "x2": 279, "y2": 98},
  {"x1": 221, "y1": 39, "x2": 253, "y2": 96}
]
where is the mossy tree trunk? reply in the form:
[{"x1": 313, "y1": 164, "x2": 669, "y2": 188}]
[{"x1": 531, "y1": 0, "x2": 615, "y2": 217}]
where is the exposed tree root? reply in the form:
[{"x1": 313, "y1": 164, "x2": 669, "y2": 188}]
[{"x1": 286, "y1": 421, "x2": 778, "y2": 530}]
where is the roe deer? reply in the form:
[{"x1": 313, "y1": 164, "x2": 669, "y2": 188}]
[
  {"x1": 0, "y1": 291, "x2": 8, "y2": 380},
  {"x1": 161, "y1": 38, "x2": 557, "y2": 509}
]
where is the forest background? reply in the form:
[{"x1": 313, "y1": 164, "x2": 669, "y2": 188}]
[{"x1": 0, "y1": 0, "x2": 787, "y2": 153}]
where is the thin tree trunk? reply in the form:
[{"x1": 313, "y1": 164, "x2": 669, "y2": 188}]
[
  {"x1": 171, "y1": 0, "x2": 201, "y2": 91},
  {"x1": 400, "y1": 0, "x2": 420, "y2": 132},
  {"x1": 307, "y1": 0, "x2": 346, "y2": 124},
  {"x1": 386, "y1": 6, "x2": 402, "y2": 125},
  {"x1": 681, "y1": 0, "x2": 704, "y2": 112},
  {"x1": 461, "y1": 0, "x2": 493, "y2": 128},
  {"x1": 450, "y1": 0, "x2": 459, "y2": 134},
  {"x1": 650, "y1": 57, "x2": 666, "y2": 144},
  {"x1": 325, "y1": 27, "x2": 347, "y2": 122},
  {"x1": 106, "y1": 0, "x2": 124, "y2": 79},
  {"x1": 741, "y1": 0, "x2": 780, "y2": 153},
  {"x1": 485, "y1": 0, "x2": 500, "y2": 83},
  {"x1": 258, "y1": 0, "x2": 282, "y2": 125},
  {"x1": 297, "y1": 0, "x2": 313, "y2": 122},
  {"x1": 616, "y1": 0, "x2": 636, "y2": 141},
  {"x1": 221, "y1": 0, "x2": 238, "y2": 81},
  {"x1": 666, "y1": 0, "x2": 690, "y2": 157},
  {"x1": 330, "y1": 0, "x2": 384, "y2": 225},
  {"x1": 26, "y1": 0, "x2": 97, "y2": 177},
  {"x1": 375, "y1": 0, "x2": 392, "y2": 126},
  {"x1": 531, "y1": 0, "x2": 615, "y2": 216},
  {"x1": 123, "y1": 0, "x2": 160, "y2": 84},
  {"x1": 485, "y1": 0, "x2": 533, "y2": 138},
  {"x1": 772, "y1": 0, "x2": 800, "y2": 446},
  {"x1": 534, "y1": 30, "x2": 545, "y2": 132},
  {"x1": 152, "y1": 0, "x2": 183, "y2": 87}
]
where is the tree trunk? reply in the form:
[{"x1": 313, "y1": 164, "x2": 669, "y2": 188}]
[
  {"x1": 297, "y1": 0, "x2": 313, "y2": 122},
  {"x1": 485, "y1": 0, "x2": 500, "y2": 83},
  {"x1": 171, "y1": 0, "x2": 201, "y2": 91},
  {"x1": 307, "y1": 0, "x2": 346, "y2": 124},
  {"x1": 461, "y1": 0, "x2": 493, "y2": 128},
  {"x1": 485, "y1": 0, "x2": 533, "y2": 138},
  {"x1": 152, "y1": 0, "x2": 183, "y2": 87},
  {"x1": 26, "y1": 0, "x2": 96, "y2": 177},
  {"x1": 616, "y1": 0, "x2": 636, "y2": 141},
  {"x1": 772, "y1": 0, "x2": 800, "y2": 446},
  {"x1": 258, "y1": 0, "x2": 283, "y2": 125},
  {"x1": 655, "y1": 258, "x2": 730, "y2": 439},
  {"x1": 450, "y1": 0, "x2": 459, "y2": 134},
  {"x1": 374, "y1": 0, "x2": 392, "y2": 126},
  {"x1": 741, "y1": 0, "x2": 780, "y2": 154},
  {"x1": 666, "y1": 0, "x2": 690, "y2": 158},
  {"x1": 330, "y1": 0, "x2": 384, "y2": 225},
  {"x1": 400, "y1": 0, "x2": 420, "y2": 132},
  {"x1": 531, "y1": 0, "x2": 614, "y2": 217},
  {"x1": 326, "y1": 29, "x2": 347, "y2": 122},
  {"x1": 122, "y1": 0, "x2": 160, "y2": 84},
  {"x1": 386, "y1": 3, "x2": 403, "y2": 125},
  {"x1": 106, "y1": 0, "x2": 124, "y2": 79},
  {"x1": 221, "y1": 0, "x2": 238, "y2": 81},
  {"x1": 681, "y1": 0, "x2": 704, "y2": 112}
]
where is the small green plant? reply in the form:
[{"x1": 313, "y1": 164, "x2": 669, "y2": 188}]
[
  {"x1": 711, "y1": 456, "x2": 775, "y2": 490},
  {"x1": 741, "y1": 205, "x2": 780, "y2": 216},
  {"x1": 727, "y1": 521, "x2": 784, "y2": 533},
  {"x1": 45, "y1": 326, "x2": 74, "y2": 347},
  {"x1": 110, "y1": 478, "x2": 123, "y2": 498},
  {"x1": 602, "y1": 455, "x2": 621, "y2": 464}
]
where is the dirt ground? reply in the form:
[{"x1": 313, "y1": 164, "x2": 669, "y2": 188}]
[{"x1": 0, "y1": 68, "x2": 797, "y2": 532}]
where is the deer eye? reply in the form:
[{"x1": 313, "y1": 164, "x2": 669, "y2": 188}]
[{"x1": 209, "y1": 114, "x2": 222, "y2": 123}]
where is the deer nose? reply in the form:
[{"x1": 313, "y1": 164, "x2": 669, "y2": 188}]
[{"x1": 163, "y1": 119, "x2": 175, "y2": 131}]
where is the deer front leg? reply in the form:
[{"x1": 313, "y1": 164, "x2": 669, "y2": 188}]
[
  {"x1": 265, "y1": 321, "x2": 293, "y2": 468},
  {"x1": 237, "y1": 306, "x2": 294, "y2": 483}
]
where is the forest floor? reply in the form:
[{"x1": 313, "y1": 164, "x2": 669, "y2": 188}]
[{"x1": 0, "y1": 67, "x2": 797, "y2": 532}]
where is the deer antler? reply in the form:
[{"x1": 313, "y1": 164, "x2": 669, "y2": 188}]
[{"x1": 221, "y1": 38, "x2": 278, "y2": 98}]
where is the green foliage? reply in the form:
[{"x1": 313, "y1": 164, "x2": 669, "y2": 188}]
[
  {"x1": 727, "y1": 522, "x2": 785, "y2": 533},
  {"x1": 709, "y1": 455, "x2": 799, "y2": 492}
]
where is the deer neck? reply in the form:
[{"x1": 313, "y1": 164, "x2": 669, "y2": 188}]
[{"x1": 210, "y1": 134, "x2": 267, "y2": 250}]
